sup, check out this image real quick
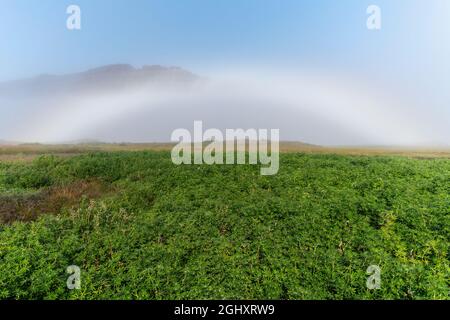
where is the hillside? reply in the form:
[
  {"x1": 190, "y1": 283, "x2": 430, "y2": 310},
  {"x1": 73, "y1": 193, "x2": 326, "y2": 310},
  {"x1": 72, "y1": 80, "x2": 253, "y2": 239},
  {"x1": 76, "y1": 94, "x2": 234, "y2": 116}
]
[{"x1": 0, "y1": 64, "x2": 199, "y2": 96}]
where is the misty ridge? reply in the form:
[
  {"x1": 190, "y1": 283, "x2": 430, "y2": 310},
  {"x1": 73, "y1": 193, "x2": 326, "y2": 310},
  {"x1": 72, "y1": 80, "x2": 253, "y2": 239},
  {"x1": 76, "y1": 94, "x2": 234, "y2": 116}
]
[
  {"x1": 0, "y1": 64, "x2": 448, "y2": 147},
  {"x1": 0, "y1": 64, "x2": 199, "y2": 97}
]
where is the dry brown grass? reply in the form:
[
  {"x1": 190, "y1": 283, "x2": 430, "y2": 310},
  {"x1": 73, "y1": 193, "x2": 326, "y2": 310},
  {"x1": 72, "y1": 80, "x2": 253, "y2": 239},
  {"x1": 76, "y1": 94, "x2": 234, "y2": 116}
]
[
  {"x1": 0, "y1": 179, "x2": 113, "y2": 224},
  {"x1": 0, "y1": 143, "x2": 175, "y2": 162},
  {"x1": 0, "y1": 142, "x2": 449, "y2": 161},
  {"x1": 279, "y1": 143, "x2": 450, "y2": 158}
]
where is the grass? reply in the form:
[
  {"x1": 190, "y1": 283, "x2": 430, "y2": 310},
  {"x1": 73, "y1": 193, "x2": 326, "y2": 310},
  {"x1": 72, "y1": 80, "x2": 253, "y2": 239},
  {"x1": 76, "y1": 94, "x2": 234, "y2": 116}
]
[
  {"x1": 1, "y1": 142, "x2": 449, "y2": 162},
  {"x1": 0, "y1": 149, "x2": 448, "y2": 299}
]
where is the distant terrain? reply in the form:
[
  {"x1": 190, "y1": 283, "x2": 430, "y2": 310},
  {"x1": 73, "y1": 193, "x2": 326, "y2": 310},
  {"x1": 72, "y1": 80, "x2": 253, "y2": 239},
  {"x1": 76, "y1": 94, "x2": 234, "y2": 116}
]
[
  {"x1": 0, "y1": 142, "x2": 449, "y2": 162},
  {"x1": 0, "y1": 64, "x2": 199, "y2": 96}
]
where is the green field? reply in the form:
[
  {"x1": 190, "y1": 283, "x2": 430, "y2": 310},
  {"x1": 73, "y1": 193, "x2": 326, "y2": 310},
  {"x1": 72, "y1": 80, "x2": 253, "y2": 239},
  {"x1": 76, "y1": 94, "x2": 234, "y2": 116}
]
[{"x1": 0, "y1": 151, "x2": 449, "y2": 299}]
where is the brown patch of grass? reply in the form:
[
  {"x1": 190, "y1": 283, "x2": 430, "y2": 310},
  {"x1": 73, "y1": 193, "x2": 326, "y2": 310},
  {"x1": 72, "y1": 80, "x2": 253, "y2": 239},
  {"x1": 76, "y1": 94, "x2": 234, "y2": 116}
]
[
  {"x1": 1, "y1": 142, "x2": 449, "y2": 159},
  {"x1": 0, "y1": 153, "x2": 79, "y2": 163},
  {"x1": 279, "y1": 144, "x2": 450, "y2": 158},
  {"x1": 0, "y1": 143, "x2": 175, "y2": 155},
  {"x1": 0, "y1": 180, "x2": 112, "y2": 224}
]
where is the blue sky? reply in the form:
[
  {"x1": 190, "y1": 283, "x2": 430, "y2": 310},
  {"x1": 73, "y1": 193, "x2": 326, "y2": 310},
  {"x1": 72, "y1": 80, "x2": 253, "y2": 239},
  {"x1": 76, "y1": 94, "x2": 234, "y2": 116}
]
[
  {"x1": 0, "y1": 1, "x2": 449, "y2": 145},
  {"x1": 1, "y1": 0, "x2": 449, "y2": 83}
]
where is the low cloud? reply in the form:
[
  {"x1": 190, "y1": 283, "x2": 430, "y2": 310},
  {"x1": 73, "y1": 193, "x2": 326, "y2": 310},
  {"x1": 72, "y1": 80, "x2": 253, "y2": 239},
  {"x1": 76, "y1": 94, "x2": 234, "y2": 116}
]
[{"x1": 0, "y1": 67, "x2": 447, "y2": 146}]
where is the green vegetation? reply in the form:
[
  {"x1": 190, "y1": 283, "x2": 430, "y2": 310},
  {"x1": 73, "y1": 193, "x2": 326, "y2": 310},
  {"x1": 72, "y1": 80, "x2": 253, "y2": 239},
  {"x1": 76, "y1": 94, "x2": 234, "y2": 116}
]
[{"x1": 0, "y1": 151, "x2": 448, "y2": 299}]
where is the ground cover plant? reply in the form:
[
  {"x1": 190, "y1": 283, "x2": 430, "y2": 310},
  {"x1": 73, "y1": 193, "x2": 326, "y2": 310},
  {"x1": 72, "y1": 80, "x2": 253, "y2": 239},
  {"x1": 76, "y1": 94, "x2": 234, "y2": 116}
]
[{"x1": 0, "y1": 151, "x2": 448, "y2": 299}]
